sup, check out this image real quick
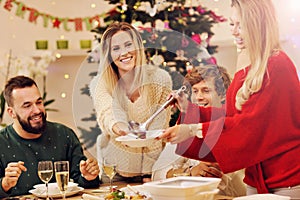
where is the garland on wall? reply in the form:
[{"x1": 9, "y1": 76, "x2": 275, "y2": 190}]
[{"x1": 1, "y1": 0, "x2": 108, "y2": 31}]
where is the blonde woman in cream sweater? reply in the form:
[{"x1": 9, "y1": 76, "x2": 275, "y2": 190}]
[{"x1": 90, "y1": 22, "x2": 172, "y2": 183}]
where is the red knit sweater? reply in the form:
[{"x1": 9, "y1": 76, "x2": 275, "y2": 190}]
[{"x1": 176, "y1": 51, "x2": 300, "y2": 193}]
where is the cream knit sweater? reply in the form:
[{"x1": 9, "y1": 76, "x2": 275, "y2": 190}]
[{"x1": 91, "y1": 65, "x2": 172, "y2": 176}]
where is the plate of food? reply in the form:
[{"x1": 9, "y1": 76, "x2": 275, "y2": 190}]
[
  {"x1": 116, "y1": 130, "x2": 164, "y2": 147},
  {"x1": 30, "y1": 182, "x2": 83, "y2": 198}
]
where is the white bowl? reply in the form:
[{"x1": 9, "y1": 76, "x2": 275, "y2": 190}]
[
  {"x1": 116, "y1": 130, "x2": 164, "y2": 147},
  {"x1": 143, "y1": 176, "x2": 221, "y2": 199}
]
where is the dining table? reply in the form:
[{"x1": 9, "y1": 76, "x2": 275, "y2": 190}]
[{"x1": 12, "y1": 181, "x2": 234, "y2": 200}]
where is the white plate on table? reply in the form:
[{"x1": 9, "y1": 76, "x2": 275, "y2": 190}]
[
  {"x1": 116, "y1": 130, "x2": 164, "y2": 147},
  {"x1": 30, "y1": 182, "x2": 83, "y2": 198},
  {"x1": 233, "y1": 194, "x2": 291, "y2": 200},
  {"x1": 143, "y1": 176, "x2": 221, "y2": 200}
]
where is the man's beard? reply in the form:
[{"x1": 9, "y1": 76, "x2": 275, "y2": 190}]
[{"x1": 16, "y1": 112, "x2": 47, "y2": 134}]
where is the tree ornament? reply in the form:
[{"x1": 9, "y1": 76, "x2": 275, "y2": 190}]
[
  {"x1": 134, "y1": 1, "x2": 141, "y2": 8},
  {"x1": 188, "y1": 7, "x2": 195, "y2": 16},
  {"x1": 121, "y1": 14, "x2": 126, "y2": 20},
  {"x1": 181, "y1": 36, "x2": 189, "y2": 48},
  {"x1": 175, "y1": 49, "x2": 187, "y2": 61},
  {"x1": 149, "y1": 32, "x2": 158, "y2": 43},
  {"x1": 152, "y1": 54, "x2": 165, "y2": 66},
  {"x1": 122, "y1": 0, "x2": 128, "y2": 11},
  {"x1": 155, "y1": 19, "x2": 165, "y2": 31},
  {"x1": 161, "y1": 46, "x2": 167, "y2": 52},
  {"x1": 196, "y1": 6, "x2": 206, "y2": 14},
  {"x1": 147, "y1": 4, "x2": 157, "y2": 17},
  {"x1": 207, "y1": 56, "x2": 217, "y2": 64},
  {"x1": 186, "y1": 62, "x2": 193, "y2": 73},
  {"x1": 164, "y1": 20, "x2": 170, "y2": 29},
  {"x1": 191, "y1": 33, "x2": 201, "y2": 44}
]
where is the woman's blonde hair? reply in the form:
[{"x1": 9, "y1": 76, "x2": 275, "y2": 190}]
[
  {"x1": 231, "y1": 0, "x2": 281, "y2": 110},
  {"x1": 98, "y1": 21, "x2": 147, "y2": 95}
]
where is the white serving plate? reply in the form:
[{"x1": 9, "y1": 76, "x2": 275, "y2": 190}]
[
  {"x1": 116, "y1": 130, "x2": 164, "y2": 147},
  {"x1": 150, "y1": 189, "x2": 219, "y2": 200},
  {"x1": 234, "y1": 194, "x2": 291, "y2": 200},
  {"x1": 143, "y1": 176, "x2": 221, "y2": 199},
  {"x1": 30, "y1": 182, "x2": 82, "y2": 198}
]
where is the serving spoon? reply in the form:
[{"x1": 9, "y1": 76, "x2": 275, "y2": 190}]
[{"x1": 128, "y1": 85, "x2": 186, "y2": 138}]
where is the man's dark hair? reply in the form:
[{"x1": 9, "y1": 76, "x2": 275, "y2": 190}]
[{"x1": 4, "y1": 75, "x2": 37, "y2": 106}]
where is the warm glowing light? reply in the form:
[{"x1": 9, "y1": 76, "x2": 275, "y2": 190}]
[
  {"x1": 64, "y1": 74, "x2": 70, "y2": 79},
  {"x1": 93, "y1": 21, "x2": 99, "y2": 27},
  {"x1": 51, "y1": 1, "x2": 56, "y2": 5},
  {"x1": 91, "y1": 4, "x2": 96, "y2": 8},
  {"x1": 55, "y1": 53, "x2": 62, "y2": 58},
  {"x1": 61, "y1": 93, "x2": 66, "y2": 98},
  {"x1": 60, "y1": 35, "x2": 65, "y2": 39},
  {"x1": 12, "y1": 34, "x2": 16, "y2": 39}
]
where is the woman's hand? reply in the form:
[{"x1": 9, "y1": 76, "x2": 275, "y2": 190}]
[
  {"x1": 191, "y1": 162, "x2": 223, "y2": 178},
  {"x1": 168, "y1": 91, "x2": 189, "y2": 113},
  {"x1": 112, "y1": 122, "x2": 128, "y2": 136},
  {"x1": 158, "y1": 124, "x2": 196, "y2": 144}
]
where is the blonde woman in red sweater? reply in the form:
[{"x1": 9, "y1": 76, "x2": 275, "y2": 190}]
[{"x1": 158, "y1": 0, "x2": 300, "y2": 198}]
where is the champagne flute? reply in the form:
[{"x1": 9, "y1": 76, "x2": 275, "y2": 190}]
[
  {"x1": 38, "y1": 161, "x2": 53, "y2": 200},
  {"x1": 54, "y1": 161, "x2": 69, "y2": 200},
  {"x1": 102, "y1": 158, "x2": 117, "y2": 192}
]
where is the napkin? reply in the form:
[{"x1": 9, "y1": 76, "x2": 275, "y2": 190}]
[{"x1": 82, "y1": 193, "x2": 104, "y2": 200}]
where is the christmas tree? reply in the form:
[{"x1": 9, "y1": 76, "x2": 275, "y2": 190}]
[
  {"x1": 91, "y1": 0, "x2": 226, "y2": 76},
  {"x1": 77, "y1": 1, "x2": 226, "y2": 151}
]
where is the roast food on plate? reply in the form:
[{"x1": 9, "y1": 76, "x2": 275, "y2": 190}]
[{"x1": 104, "y1": 189, "x2": 148, "y2": 200}]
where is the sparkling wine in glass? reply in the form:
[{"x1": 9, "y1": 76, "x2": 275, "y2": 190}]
[
  {"x1": 38, "y1": 161, "x2": 53, "y2": 200},
  {"x1": 102, "y1": 158, "x2": 117, "y2": 192},
  {"x1": 54, "y1": 161, "x2": 69, "y2": 200}
]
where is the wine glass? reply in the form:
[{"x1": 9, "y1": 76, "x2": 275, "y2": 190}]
[
  {"x1": 38, "y1": 161, "x2": 53, "y2": 200},
  {"x1": 102, "y1": 158, "x2": 117, "y2": 192},
  {"x1": 54, "y1": 161, "x2": 69, "y2": 200}
]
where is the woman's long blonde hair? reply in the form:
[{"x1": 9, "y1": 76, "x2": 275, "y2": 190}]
[
  {"x1": 231, "y1": 0, "x2": 281, "y2": 110},
  {"x1": 98, "y1": 21, "x2": 147, "y2": 95}
]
